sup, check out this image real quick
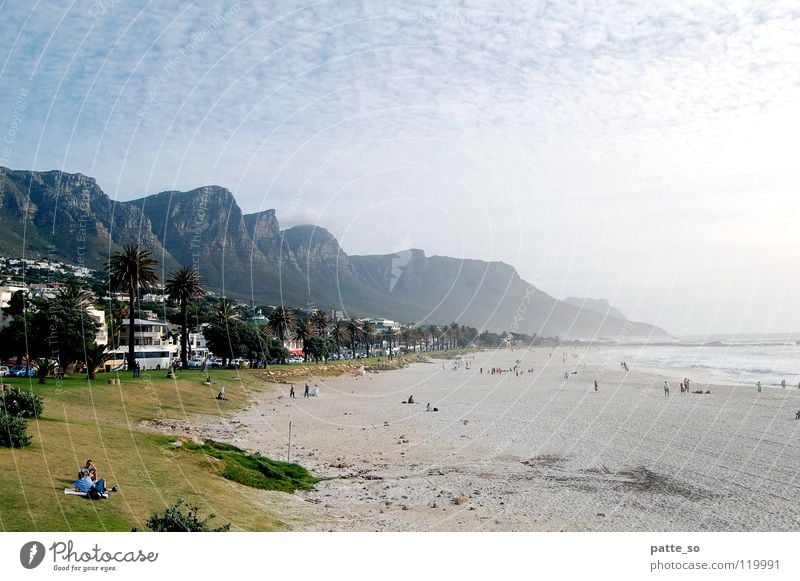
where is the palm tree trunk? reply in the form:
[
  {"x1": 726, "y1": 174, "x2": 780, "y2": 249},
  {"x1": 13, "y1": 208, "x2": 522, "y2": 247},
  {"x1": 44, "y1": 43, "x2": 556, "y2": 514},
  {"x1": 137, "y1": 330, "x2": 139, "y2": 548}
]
[
  {"x1": 128, "y1": 288, "x2": 136, "y2": 372},
  {"x1": 180, "y1": 302, "x2": 188, "y2": 369}
]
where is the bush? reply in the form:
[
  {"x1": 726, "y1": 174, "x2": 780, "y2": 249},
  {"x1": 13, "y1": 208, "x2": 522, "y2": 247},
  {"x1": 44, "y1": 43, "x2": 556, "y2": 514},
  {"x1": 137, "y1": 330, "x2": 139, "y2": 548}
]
[
  {"x1": 0, "y1": 410, "x2": 31, "y2": 448},
  {"x1": 0, "y1": 389, "x2": 44, "y2": 418},
  {"x1": 145, "y1": 498, "x2": 230, "y2": 532}
]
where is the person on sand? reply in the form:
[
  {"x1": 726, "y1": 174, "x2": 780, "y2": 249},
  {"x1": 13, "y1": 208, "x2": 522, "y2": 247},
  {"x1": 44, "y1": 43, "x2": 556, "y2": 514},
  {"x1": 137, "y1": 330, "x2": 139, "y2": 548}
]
[
  {"x1": 426, "y1": 403, "x2": 432, "y2": 412},
  {"x1": 594, "y1": 380, "x2": 598, "y2": 391},
  {"x1": 757, "y1": 381, "x2": 762, "y2": 393},
  {"x1": 664, "y1": 381, "x2": 669, "y2": 397},
  {"x1": 289, "y1": 385, "x2": 295, "y2": 399},
  {"x1": 408, "y1": 395, "x2": 414, "y2": 404},
  {"x1": 304, "y1": 383, "x2": 310, "y2": 398}
]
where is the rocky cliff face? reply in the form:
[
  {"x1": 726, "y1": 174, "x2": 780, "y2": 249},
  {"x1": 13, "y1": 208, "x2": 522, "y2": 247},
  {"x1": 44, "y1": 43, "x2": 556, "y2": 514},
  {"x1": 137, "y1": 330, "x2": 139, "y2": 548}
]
[
  {"x1": 244, "y1": 209, "x2": 281, "y2": 258},
  {"x1": 0, "y1": 167, "x2": 670, "y2": 339},
  {"x1": 0, "y1": 167, "x2": 167, "y2": 265}
]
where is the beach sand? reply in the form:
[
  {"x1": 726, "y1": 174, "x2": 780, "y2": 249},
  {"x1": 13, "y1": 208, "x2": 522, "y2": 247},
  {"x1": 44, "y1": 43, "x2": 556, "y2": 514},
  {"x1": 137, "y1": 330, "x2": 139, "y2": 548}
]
[{"x1": 156, "y1": 347, "x2": 800, "y2": 531}]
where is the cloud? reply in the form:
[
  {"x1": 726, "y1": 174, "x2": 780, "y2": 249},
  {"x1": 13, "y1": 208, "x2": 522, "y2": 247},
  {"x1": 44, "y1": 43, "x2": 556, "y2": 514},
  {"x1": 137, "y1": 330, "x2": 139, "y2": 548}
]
[{"x1": 2, "y1": 0, "x2": 799, "y2": 332}]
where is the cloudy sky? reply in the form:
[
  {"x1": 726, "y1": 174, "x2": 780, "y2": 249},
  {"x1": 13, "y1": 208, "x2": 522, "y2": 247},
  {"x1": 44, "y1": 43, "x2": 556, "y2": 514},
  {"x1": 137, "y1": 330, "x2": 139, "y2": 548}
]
[{"x1": 2, "y1": 1, "x2": 799, "y2": 335}]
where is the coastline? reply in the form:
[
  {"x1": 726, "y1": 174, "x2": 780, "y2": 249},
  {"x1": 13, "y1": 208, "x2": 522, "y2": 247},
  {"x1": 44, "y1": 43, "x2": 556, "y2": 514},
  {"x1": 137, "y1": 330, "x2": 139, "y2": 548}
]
[{"x1": 166, "y1": 346, "x2": 800, "y2": 532}]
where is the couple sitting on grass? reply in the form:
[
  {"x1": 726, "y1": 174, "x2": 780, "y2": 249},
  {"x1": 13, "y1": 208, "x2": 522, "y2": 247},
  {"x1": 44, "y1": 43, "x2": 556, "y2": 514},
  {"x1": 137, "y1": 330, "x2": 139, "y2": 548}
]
[{"x1": 73, "y1": 459, "x2": 118, "y2": 499}]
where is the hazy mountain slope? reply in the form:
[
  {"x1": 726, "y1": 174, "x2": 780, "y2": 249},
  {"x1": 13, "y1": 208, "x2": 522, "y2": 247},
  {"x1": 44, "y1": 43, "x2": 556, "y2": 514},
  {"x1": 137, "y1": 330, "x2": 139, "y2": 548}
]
[{"x1": 564, "y1": 297, "x2": 628, "y2": 321}]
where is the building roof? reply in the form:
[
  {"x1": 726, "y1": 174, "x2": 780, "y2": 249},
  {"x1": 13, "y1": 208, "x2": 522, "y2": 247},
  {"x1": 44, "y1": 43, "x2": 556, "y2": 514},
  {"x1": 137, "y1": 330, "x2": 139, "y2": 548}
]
[{"x1": 121, "y1": 318, "x2": 169, "y2": 326}]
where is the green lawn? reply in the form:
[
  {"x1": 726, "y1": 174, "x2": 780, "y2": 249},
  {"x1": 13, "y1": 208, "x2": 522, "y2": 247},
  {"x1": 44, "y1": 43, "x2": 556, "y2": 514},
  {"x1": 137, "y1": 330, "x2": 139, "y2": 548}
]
[
  {"x1": 0, "y1": 368, "x2": 296, "y2": 532},
  {"x1": 0, "y1": 353, "x2": 449, "y2": 531}
]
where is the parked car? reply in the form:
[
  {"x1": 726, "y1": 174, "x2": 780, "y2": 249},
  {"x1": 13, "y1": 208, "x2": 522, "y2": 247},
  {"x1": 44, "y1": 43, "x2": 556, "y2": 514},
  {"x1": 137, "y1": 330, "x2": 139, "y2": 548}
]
[
  {"x1": 0, "y1": 365, "x2": 9, "y2": 376},
  {"x1": 9, "y1": 365, "x2": 37, "y2": 377},
  {"x1": 186, "y1": 358, "x2": 204, "y2": 369}
]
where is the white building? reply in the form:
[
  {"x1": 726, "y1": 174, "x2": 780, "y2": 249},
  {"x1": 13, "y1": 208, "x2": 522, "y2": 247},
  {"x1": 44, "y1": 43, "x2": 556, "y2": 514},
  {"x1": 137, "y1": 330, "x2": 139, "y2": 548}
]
[
  {"x1": 188, "y1": 331, "x2": 209, "y2": 359},
  {"x1": 107, "y1": 318, "x2": 178, "y2": 371}
]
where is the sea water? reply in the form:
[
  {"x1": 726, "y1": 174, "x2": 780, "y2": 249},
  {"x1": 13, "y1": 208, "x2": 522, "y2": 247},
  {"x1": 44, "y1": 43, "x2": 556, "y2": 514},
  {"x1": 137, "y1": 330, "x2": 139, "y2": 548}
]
[{"x1": 590, "y1": 333, "x2": 800, "y2": 389}]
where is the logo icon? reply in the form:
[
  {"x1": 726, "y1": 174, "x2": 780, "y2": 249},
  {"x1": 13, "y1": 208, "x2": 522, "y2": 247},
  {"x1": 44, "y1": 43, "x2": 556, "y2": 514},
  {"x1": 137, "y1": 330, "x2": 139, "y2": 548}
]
[{"x1": 20, "y1": 541, "x2": 46, "y2": 569}]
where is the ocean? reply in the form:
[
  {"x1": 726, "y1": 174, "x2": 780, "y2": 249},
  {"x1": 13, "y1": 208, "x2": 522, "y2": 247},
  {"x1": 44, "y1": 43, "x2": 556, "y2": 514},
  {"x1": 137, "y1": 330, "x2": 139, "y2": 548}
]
[{"x1": 588, "y1": 333, "x2": 800, "y2": 389}]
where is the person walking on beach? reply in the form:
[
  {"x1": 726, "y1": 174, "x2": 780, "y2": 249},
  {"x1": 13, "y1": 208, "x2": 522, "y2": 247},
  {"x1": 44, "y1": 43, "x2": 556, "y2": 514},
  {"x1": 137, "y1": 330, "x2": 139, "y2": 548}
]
[
  {"x1": 594, "y1": 379, "x2": 598, "y2": 391},
  {"x1": 757, "y1": 381, "x2": 762, "y2": 393},
  {"x1": 304, "y1": 383, "x2": 310, "y2": 398},
  {"x1": 781, "y1": 379, "x2": 786, "y2": 389},
  {"x1": 289, "y1": 385, "x2": 295, "y2": 399},
  {"x1": 664, "y1": 381, "x2": 669, "y2": 397}
]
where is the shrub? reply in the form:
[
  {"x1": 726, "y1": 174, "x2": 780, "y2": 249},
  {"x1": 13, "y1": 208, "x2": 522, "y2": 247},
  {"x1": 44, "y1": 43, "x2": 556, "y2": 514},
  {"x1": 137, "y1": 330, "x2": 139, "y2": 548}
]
[
  {"x1": 145, "y1": 498, "x2": 230, "y2": 532},
  {"x1": 0, "y1": 410, "x2": 31, "y2": 448},
  {"x1": 184, "y1": 439, "x2": 318, "y2": 492},
  {"x1": 0, "y1": 389, "x2": 44, "y2": 418}
]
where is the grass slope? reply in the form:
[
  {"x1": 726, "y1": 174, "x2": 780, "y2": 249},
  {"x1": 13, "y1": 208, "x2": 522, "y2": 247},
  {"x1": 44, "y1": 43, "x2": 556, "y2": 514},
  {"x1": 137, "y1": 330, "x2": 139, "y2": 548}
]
[
  {"x1": 0, "y1": 355, "x2": 434, "y2": 532},
  {"x1": 0, "y1": 369, "x2": 299, "y2": 531}
]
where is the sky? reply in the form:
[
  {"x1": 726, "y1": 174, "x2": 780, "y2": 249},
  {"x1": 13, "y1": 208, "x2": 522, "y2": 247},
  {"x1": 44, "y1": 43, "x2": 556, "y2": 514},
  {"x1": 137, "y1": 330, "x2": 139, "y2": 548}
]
[{"x1": 1, "y1": 0, "x2": 799, "y2": 336}]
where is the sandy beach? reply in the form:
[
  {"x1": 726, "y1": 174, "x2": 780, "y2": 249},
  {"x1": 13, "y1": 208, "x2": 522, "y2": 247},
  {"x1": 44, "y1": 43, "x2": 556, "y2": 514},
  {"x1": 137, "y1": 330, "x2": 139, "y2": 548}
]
[{"x1": 158, "y1": 346, "x2": 800, "y2": 532}]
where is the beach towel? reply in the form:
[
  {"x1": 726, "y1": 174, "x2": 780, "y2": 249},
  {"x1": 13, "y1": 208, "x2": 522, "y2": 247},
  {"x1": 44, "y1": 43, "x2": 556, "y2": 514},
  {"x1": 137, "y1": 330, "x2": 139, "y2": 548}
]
[{"x1": 64, "y1": 488, "x2": 108, "y2": 499}]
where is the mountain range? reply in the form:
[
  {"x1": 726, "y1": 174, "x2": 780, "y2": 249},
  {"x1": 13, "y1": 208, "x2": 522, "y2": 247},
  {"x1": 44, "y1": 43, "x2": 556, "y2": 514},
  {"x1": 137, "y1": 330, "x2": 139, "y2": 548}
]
[{"x1": 0, "y1": 167, "x2": 669, "y2": 339}]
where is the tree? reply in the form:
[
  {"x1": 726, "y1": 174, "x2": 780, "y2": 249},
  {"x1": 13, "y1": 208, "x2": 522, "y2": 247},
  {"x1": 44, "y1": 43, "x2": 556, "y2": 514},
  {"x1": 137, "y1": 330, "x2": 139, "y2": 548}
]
[
  {"x1": 361, "y1": 320, "x2": 375, "y2": 357},
  {"x1": 165, "y1": 267, "x2": 205, "y2": 369},
  {"x1": 304, "y1": 336, "x2": 333, "y2": 362},
  {"x1": 293, "y1": 319, "x2": 315, "y2": 362},
  {"x1": 382, "y1": 328, "x2": 396, "y2": 357},
  {"x1": 108, "y1": 244, "x2": 159, "y2": 372},
  {"x1": 203, "y1": 321, "x2": 239, "y2": 368},
  {"x1": 55, "y1": 283, "x2": 93, "y2": 311},
  {"x1": 331, "y1": 320, "x2": 349, "y2": 359},
  {"x1": 310, "y1": 310, "x2": 331, "y2": 337},
  {"x1": 4, "y1": 290, "x2": 28, "y2": 318},
  {"x1": 267, "y1": 307, "x2": 294, "y2": 363},
  {"x1": 211, "y1": 298, "x2": 240, "y2": 323},
  {"x1": 346, "y1": 320, "x2": 360, "y2": 359},
  {"x1": 145, "y1": 498, "x2": 230, "y2": 532},
  {"x1": 83, "y1": 342, "x2": 109, "y2": 380},
  {"x1": 33, "y1": 357, "x2": 56, "y2": 384},
  {"x1": 29, "y1": 302, "x2": 99, "y2": 369}
]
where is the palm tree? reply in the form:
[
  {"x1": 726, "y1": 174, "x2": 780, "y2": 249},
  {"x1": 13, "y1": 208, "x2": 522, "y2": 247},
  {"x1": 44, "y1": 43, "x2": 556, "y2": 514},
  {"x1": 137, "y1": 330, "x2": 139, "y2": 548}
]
[
  {"x1": 346, "y1": 320, "x2": 360, "y2": 359},
  {"x1": 310, "y1": 310, "x2": 331, "y2": 337},
  {"x1": 332, "y1": 319, "x2": 349, "y2": 359},
  {"x1": 165, "y1": 266, "x2": 205, "y2": 369},
  {"x1": 268, "y1": 306, "x2": 294, "y2": 344},
  {"x1": 361, "y1": 320, "x2": 375, "y2": 357},
  {"x1": 33, "y1": 357, "x2": 57, "y2": 384},
  {"x1": 83, "y1": 343, "x2": 109, "y2": 380},
  {"x1": 212, "y1": 298, "x2": 240, "y2": 322},
  {"x1": 55, "y1": 282, "x2": 94, "y2": 311},
  {"x1": 294, "y1": 319, "x2": 316, "y2": 362},
  {"x1": 254, "y1": 325, "x2": 274, "y2": 360},
  {"x1": 108, "y1": 244, "x2": 159, "y2": 372},
  {"x1": 382, "y1": 328, "x2": 396, "y2": 358}
]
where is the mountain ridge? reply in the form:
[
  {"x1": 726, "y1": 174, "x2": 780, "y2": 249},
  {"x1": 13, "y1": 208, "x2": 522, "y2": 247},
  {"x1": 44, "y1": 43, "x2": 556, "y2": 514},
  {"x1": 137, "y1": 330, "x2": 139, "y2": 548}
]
[{"x1": 0, "y1": 166, "x2": 670, "y2": 339}]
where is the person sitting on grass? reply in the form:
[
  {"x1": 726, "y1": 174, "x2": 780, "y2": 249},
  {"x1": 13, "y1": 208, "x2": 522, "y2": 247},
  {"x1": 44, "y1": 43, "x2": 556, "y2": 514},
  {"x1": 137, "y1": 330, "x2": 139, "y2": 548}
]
[
  {"x1": 74, "y1": 473, "x2": 116, "y2": 497},
  {"x1": 73, "y1": 472, "x2": 95, "y2": 494},
  {"x1": 78, "y1": 459, "x2": 97, "y2": 481}
]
